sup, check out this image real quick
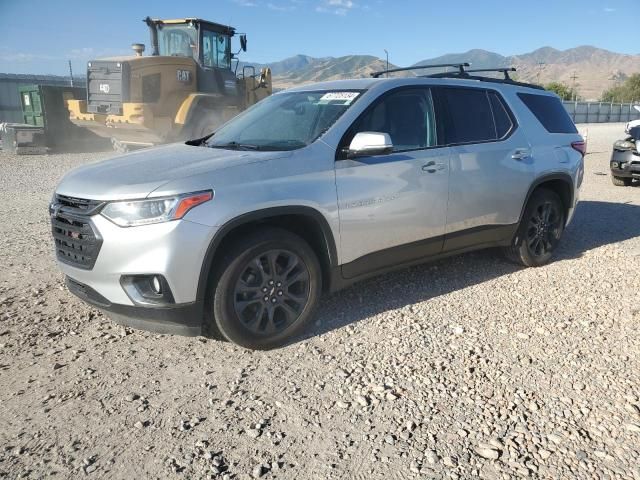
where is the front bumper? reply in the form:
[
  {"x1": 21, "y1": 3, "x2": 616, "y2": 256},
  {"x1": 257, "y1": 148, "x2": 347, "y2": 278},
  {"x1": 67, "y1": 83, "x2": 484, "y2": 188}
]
[
  {"x1": 57, "y1": 215, "x2": 217, "y2": 336},
  {"x1": 66, "y1": 276, "x2": 203, "y2": 336},
  {"x1": 611, "y1": 149, "x2": 640, "y2": 178}
]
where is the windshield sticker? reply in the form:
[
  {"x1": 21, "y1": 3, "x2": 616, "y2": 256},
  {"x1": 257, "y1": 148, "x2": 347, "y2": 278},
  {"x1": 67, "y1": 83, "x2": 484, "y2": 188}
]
[{"x1": 319, "y1": 92, "x2": 360, "y2": 105}]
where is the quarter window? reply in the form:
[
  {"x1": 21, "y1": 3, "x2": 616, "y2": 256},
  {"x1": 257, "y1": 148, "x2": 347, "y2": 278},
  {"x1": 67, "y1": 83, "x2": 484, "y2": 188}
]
[
  {"x1": 442, "y1": 88, "x2": 496, "y2": 144},
  {"x1": 518, "y1": 93, "x2": 577, "y2": 134},
  {"x1": 489, "y1": 92, "x2": 514, "y2": 139},
  {"x1": 349, "y1": 89, "x2": 437, "y2": 152}
]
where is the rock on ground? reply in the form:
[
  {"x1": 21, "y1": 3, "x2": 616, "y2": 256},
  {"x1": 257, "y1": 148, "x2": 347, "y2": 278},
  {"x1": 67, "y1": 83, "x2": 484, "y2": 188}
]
[{"x1": 0, "y1": 123, "x2": 639, "y2": 479}]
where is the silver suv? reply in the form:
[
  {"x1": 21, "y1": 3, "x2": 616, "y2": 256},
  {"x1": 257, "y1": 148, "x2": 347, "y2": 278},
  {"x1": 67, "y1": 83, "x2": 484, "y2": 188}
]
[{"x1": 51, "y1": 65, "x2": 585, "y2": 349}]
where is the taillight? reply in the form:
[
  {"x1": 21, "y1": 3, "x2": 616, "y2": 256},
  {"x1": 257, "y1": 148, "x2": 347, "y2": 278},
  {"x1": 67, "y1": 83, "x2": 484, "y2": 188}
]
[{"x1": 571, "y1": 140, "x2": 586, "y2": 158}]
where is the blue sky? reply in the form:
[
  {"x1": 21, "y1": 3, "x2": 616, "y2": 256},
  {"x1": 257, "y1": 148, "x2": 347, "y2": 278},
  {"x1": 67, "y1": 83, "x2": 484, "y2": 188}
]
[{"x1": 0, "y1": 0, "x2": 636, "y2": 75}]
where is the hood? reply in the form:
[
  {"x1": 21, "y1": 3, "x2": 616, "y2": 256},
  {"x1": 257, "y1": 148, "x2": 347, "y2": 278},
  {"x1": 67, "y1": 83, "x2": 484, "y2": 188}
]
[
  {"x1": 55, "y1": 143, "x2": 290, "y2": 201},
  {"x1": 626, "y1": 119, "x2": 640, "y2": 135}
]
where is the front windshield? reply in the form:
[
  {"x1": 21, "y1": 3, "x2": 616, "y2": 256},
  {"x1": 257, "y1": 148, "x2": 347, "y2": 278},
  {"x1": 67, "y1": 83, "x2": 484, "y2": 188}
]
[
  {"x1": 157, "y1": 24, "x2": 198, "y2": 59},
  {"x1": 206, "y1": 90, "x2": 363, "y2": 151}
]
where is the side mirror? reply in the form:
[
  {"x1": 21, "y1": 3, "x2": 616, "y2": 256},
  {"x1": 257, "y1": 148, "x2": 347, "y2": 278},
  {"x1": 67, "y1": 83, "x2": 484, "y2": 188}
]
[
  {"x1": 240, "y1": 34, "x2": 247, "y2": 52},
  {"x1": 347, "y1": 132, "x2": 393, "y2": 158}
]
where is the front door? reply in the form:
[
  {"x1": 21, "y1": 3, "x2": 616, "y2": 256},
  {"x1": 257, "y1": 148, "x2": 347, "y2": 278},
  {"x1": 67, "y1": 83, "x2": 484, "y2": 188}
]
[{"x1": 335, "y1": 87, "x2": 450, "y2": 278}]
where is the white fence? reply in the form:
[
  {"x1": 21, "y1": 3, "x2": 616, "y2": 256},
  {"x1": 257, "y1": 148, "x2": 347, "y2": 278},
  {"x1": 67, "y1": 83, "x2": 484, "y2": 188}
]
[{"x1": 563, "y1": 101, "x2": 640, "y2": 124}]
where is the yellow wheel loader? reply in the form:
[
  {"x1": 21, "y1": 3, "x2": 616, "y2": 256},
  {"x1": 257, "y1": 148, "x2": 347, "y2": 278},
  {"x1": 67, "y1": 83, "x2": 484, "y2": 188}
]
[{"x1": 67, "y1": 17, "x2": 272, "y2": 151}]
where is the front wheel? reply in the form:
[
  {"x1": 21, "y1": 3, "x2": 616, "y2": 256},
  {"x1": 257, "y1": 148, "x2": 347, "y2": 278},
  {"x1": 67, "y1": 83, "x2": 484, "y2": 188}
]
[
  {"x1": 211, "y1": 228, "x2": 322, "y2": 350},
  {"x1": 503, "y1": 188, "x2": 565, "y2": 267}
]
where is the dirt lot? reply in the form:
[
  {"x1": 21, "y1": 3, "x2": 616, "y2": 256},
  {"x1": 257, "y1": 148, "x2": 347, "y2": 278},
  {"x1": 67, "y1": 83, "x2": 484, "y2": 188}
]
[{"x1": 0, "y1": 123, "x2": 639, "y2": 480}]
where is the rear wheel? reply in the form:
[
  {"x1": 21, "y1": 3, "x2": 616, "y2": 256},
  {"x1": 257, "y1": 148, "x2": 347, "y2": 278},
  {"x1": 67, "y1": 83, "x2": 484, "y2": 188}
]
[
  {"x1": 503, "y1": 188, "x2": 565, "y2": 267},
  {"x1": 210, "y1": 228, "x2": 321, "y2": 350},
  {"x1": 611, "y1": 175, "x2": 632, "y2": 187}
]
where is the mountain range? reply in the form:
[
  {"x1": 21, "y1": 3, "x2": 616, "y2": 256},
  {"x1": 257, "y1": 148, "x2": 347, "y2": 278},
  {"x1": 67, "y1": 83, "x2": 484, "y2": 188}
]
[{"x1": 250, "y1": 46, "x2": 640, "y2": 100}]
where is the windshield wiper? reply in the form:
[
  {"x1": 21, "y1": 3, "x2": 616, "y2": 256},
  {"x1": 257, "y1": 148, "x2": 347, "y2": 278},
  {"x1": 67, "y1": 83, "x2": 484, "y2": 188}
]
[
  {"x1": 208, "y1": 141, "x2": 260, "y2": 151},
  {"x1": 252, "y1": 140, "x2": 308, "y2": 151}
]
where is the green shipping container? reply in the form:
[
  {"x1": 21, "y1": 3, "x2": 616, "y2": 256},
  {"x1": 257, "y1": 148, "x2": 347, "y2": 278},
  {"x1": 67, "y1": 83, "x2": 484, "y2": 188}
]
[{"x1": 18, "y1": 84, "x2": 85, "y2": 148}]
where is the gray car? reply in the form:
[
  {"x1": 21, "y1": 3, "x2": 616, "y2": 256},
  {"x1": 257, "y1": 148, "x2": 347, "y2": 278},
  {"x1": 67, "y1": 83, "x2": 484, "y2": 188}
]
[{"x1": 51, "y1": 66, "x2": 585, "y2": 349}]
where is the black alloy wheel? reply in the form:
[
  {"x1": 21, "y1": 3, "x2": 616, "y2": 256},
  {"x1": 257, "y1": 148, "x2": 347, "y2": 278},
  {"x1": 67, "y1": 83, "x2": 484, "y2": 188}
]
[
  {"x1": 525, "y1": 200, "x2": 562, "y2": 258},
  {"x1": 503, "y1": 188, "x2": 565, "y2": 267},
  {"x1": 233, "y1": 250, "x2": 310, "y2": 336},
  {"x1": 210, "y1": 228, "x2": 321, "y2": 350}
]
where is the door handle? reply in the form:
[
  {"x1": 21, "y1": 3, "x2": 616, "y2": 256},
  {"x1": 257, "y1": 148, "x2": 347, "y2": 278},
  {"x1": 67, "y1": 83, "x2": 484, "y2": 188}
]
[
  {"x1": 422, "y1": 161, "x2": 446, "y2": 173},
  {"x1": 512, "y1": 148, "x2": 531, "y2": 161}
]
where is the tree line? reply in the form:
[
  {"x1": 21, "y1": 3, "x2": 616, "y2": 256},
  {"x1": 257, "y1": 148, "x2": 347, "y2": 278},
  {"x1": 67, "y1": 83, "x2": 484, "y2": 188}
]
[{"x1": 542, "y1": 74, "x2": 640, "y2": 103}]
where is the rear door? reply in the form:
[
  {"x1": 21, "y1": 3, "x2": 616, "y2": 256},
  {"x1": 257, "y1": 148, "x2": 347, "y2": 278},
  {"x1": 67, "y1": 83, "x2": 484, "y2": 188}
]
[
  {"x1": 335, "y1": 87, "x2": 451, "y2": 278},
  {"x1": 436, "y1": 87, "x2": 535, "y2": 250}
]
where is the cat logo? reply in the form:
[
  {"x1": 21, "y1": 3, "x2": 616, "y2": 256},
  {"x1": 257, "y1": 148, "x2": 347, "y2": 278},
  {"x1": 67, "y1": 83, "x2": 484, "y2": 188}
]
[
  {"x1": 99, "y1": 83, "x2": 110, "y2": 94},
  {"x1": 177, "y1": 69, "x2": 192, "y2": 83}
]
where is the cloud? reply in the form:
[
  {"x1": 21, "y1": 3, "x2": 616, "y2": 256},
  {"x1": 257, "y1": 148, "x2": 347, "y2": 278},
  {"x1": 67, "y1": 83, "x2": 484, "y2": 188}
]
[
  {"x1": 0, "y1": 47, "x2": 130, "y2": 64},
  {"x1": 0, "y1": 52, "x2": 58, "y2": 62},
  {"x1": 233, "y1": 0, "x2": 300, "y2": 10},
  {"x1": 68, "y1": 47, "x2": 130, "y2": 59},
  {"x1": 267, "y1": 1, "x2": 297, "y2": 11},
  {"x1": 316, "y1": 0, "x2": 356, "y2": 15},
  {"x1": 603, "y1": 7, "x2": 616, "y2": 12}
]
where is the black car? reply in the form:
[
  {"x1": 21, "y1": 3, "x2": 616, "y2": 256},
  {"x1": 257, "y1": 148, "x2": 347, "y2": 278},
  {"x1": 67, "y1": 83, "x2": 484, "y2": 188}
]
[{"x1": 611, "y1": 125, "x2": 640, "y2": 186}]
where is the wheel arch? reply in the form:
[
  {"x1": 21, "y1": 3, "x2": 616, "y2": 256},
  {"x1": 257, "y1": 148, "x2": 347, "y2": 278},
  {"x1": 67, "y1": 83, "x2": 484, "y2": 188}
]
[
  {"x1": 174, "y1": 93, "x2": 222, "y2": 127},
  {"x1": 520, "y1": 173, "x2": 574, "y2": 225},
  {"x1": 196, "y1": 206, "x2": 339, "y2": 304}
]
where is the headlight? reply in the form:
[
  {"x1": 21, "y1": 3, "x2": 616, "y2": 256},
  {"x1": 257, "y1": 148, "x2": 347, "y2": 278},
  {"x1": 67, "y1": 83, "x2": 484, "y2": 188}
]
[
  {"x1": 612, "y1": 162, "x2": 619, "y2": 168},
  {"x1": 614, "y1": 140, "x2": 635, "y2": 150},
  {"x1": 101, "y1": 191, "x2": 213, "y2": 227}
]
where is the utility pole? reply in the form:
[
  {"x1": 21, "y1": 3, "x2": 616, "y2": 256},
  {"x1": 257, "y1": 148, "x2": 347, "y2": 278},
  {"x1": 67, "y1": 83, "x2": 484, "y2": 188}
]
[
  {"x1": 570, "y1": 71, "x2": 578, "y2": 102},
  {"x1": 536, "y1": 62, "x2": 546, "y2": 84},
  {"x1": 384, "y1": 49, "x2": 389, "y2": 78},
  {"x1": 68, "y1": 60, "x2": 74, "y2": 87}
]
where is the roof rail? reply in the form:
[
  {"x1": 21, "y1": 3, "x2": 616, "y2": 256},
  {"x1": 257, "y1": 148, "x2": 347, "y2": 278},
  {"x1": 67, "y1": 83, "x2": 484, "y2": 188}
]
[{"x1": 371, "y1": 63, "x2": 470, "y2": 79}]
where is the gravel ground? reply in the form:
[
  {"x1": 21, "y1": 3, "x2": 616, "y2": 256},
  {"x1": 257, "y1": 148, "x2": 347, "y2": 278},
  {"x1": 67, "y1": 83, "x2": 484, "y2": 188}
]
[{"x1": 0, "y1": 123, "x2": 639, "y2": 480}]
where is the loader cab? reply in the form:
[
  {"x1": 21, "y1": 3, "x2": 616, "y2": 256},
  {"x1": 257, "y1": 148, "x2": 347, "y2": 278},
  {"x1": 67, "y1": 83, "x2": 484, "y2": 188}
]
[
  {"x1": 145, "y1": 17, "x2": 241, "y2": 95},
  {"x1": 146, "y1": 18, "x2": 236, "y2": 68}
]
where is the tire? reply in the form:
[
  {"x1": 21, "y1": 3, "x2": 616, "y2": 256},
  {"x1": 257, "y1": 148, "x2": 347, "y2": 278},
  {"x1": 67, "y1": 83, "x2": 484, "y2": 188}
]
[
  {"x1": 210, "y1": 228, "x2": 322, "y2": 350},
  {"x1": 611, "y1": 175, "x2": 632, "y2": 187},
  {"x1": 503, "y1": 188, "x2": 565, "y2": 267},
  {"x1": 186, "y1": 107, "x2": 223, "y2": 140}
]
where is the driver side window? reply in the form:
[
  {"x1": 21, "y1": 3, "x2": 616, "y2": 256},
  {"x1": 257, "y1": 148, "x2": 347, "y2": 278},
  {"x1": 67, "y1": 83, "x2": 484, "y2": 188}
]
[{"x1": 348, "y1": 88, "x2": 437, "y2": 152}]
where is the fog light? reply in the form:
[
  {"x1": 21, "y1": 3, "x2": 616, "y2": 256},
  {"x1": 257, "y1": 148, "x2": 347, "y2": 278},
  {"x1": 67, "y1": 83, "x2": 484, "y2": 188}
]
[
  {"x1": 612, "y1": 162, "x2": 619, "y2": 168},
  {"x1": 152, "y1": 276, "x2": 162, "y2": 294},
  {"x1": 120, "y1": 274, "x2": 175, "y2": 306}
]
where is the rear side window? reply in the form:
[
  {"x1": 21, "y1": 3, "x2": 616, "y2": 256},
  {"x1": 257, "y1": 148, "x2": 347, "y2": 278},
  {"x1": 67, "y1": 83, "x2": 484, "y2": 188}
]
[
  {"x1": 518, "y1": 93, "x2": 577, "y2": 134},
  {"x1": 442, "y1": 88, "x2": 496, "y2": 144},
  {"x1": 489, "y1": 92, "x2": 514, "y2": 139}
]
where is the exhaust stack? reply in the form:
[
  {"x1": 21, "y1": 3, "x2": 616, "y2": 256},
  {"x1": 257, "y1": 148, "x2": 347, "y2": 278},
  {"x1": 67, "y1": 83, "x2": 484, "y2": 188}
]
[{"x1": 131, "y1": 43, "x2": 145, "y2": 57}]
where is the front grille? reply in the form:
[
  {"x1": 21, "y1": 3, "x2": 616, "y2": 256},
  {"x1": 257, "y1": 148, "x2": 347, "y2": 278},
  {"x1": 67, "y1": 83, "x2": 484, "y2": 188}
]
[
  {"x1": 87, "y1": 60, "x2": 128, "y2": 115},
  {"x1": 56, "y1": 194, "x2": 103, "y2": 214},
  {"x1": 51, "y1": 195, "x2": 103, "y2": 270}
]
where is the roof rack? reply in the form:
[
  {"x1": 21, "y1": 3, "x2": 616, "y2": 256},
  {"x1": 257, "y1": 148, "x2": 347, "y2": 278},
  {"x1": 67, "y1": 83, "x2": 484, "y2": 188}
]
[
  {"x1": 424, "y1": 66, "x2": 545, "y2": 90},
  {"x1": 370, "y1": 63, "x2": 470, "y2": 78},
  {"x1": 425, "y1": 67, "x2": 515, "y2": 80},
  {"x1": 465, "y1": 67, "x2": 516, "y2": 80}
]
